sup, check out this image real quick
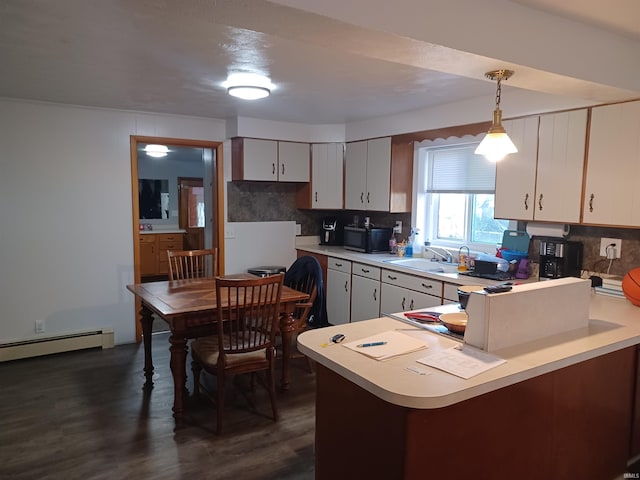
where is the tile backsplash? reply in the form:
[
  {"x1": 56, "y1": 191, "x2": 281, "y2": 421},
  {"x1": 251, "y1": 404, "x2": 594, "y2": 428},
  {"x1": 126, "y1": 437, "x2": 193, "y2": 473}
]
[{"x1": 228, "y1": 181, "x2": 640, "y2": 278}]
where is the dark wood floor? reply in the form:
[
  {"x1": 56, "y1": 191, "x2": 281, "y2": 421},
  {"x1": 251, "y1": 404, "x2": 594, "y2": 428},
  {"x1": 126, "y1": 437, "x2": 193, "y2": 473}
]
[{"x1": 0, "y1": 332, "x2": 316, "y2": 480}]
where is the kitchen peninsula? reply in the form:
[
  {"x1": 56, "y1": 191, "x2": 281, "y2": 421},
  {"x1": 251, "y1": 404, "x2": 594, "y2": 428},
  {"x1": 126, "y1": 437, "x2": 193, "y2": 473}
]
[{"x1": 298, "y1": 291, "x2": 640, "y2": 480}]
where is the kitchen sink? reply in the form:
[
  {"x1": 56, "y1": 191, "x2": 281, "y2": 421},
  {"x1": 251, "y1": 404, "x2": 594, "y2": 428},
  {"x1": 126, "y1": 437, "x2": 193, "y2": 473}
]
[{"x1": 383, "y1": 257, "x2": 460, "y2": 273}]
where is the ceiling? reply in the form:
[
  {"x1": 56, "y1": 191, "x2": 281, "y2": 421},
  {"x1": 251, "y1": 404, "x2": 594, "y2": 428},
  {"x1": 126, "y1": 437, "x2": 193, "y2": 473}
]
[{"x1": 1, "y1": 0, "x2": 639, "y2": 125}]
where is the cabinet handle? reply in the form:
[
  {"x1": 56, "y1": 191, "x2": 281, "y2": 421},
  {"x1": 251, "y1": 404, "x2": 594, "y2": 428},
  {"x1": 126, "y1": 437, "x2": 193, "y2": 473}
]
[
  {"x1": 361, "y1": 268, "x2": 370, "y2": 273},
  {"x1": 315, "y1": 192, "x2": 318, "y2": 203},
  {"x1": 387, "y1": 275, "x2": 397, "y2": 280},
  {"x1": 335, "y1": 262, "x2": 343, "y2": 267},
  {"x1": 282, "y1": 163, "x2": 285, "y2": 175},
  {"x1": 524, "y1": 193, "x2": 529, "y2": 211},
  {"x1": 589, "y1": 193, "x2": 594, "y2": 212},
  {"x1": 402, "y1": 297, "x2": 406, "y2": 310},
  {"x1": 360, "y1": 192, "x2": 364, "y2": 204},
  {"x1": 373, "y1": 288, "x2": 377, "y2": 301},
  {"x1": 367, "y1": 192, "x2": 370, "y2": 204},
  {"x1": 409, "y1": 299, "x2": 414, "y2": 310},
  {"x1": 272, "y1": 163, "x2": 276, "y2": 175},
  {"x1": 344, "y1": 281, "x2": 349, "y2": 292},
  {"x1": 421, "y1": 283, "x2": 432, "y2": 290},
  {"x1": 538, "y1": 193, "x2": 543, "y2": 211}
]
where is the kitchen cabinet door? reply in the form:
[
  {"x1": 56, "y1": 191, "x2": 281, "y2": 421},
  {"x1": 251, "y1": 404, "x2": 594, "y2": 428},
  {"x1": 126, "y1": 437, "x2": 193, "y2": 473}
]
[
  {"x1": 345, "y1": 140, "x2": 368, "y2": 210},
  {"x1": 380, "y1": 283, "x2": 441, "y2": 314},
  {"x1": 535, "y1": 110, "x2": 586, "y2": 223},
  {"x1": 311, "y1": 143, "x2": 343, "y2": 209},
  {"x1": 233, "y1": 138, "x2": 279, "y2": 181},
  {"x1": 278, "y1": 141, "x2": 310, "y2": 182},
  {"x1": 327, "y1": 268, "x2": 351, "y2": 325},
  {"x1": 494, "y1": 117, "x2": 539, "y2": 220},
  {"x1": 583, "y1": 101, "x2": 640, "y2": 226},
  {"x1": 351, "y1": 271, "x2": 381, "y2": 323},
  {"x1": 365, "y1": 137, "x2": 392, "y2": 211},
  {"x1": 139, "y1": 236, "x2": 156, "y2": 276}
]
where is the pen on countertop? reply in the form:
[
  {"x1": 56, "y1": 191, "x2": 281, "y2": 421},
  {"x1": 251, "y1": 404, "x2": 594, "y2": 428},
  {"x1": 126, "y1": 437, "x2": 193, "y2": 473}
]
[{"x1": 356, "y1": 341, "x2": 387, "y2": 348}]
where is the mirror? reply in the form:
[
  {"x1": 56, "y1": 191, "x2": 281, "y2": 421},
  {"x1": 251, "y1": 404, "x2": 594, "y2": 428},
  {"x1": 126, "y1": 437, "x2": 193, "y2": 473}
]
[{"x1": 139, "y1": 179, "x2": 169, "y2": 219}]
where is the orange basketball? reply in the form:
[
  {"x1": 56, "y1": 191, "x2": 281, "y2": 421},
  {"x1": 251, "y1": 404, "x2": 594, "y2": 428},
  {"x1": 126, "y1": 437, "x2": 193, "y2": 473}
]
[{"x1": 622, "y1": 268, "x2": 640, "y2": 307}]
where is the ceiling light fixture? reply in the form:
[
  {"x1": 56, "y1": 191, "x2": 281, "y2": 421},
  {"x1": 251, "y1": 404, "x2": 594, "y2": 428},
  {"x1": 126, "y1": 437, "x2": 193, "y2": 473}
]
[
  {"x1": 227, "y1": 85, "x2": 270, "y2": 100},
  {"x1": 144, "y1": 144, "x2": 169, "y2": 158},
  {"x1": 224, "y1": 73, "x2": 273, "y2": 101},
  {"x1": 475, "y1": 69, "x2": 518, "y2": 162}
]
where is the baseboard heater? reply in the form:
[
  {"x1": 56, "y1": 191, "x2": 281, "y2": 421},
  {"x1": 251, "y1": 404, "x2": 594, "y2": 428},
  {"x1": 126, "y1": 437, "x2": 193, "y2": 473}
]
[{"x1": 0, "y1": 329, "x2": 115, "y2": 362}]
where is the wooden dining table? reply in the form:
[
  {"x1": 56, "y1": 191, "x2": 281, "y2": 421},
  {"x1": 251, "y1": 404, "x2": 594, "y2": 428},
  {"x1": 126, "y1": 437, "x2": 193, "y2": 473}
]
[{"x1": 127, "y1": 274, "x2": 310, "y2": 418}]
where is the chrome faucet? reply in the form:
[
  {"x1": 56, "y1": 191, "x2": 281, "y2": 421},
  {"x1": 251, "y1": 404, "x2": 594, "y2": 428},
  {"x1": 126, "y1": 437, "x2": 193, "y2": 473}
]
[
  {"x1": 458, "y1": 245, "x2": 470, "y2": 262},
  {"x1": 424, "y1": 246, "x2": 453, "y2": 263}
]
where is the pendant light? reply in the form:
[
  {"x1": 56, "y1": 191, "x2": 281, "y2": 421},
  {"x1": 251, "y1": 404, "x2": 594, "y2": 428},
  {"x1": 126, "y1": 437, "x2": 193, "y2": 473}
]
[{"x1": 475, "y1": 69, "x2": 518, "y2": 162}]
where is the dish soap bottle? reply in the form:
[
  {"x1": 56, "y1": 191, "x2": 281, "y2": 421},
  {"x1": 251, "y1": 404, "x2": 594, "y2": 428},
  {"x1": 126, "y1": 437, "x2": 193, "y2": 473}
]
[{"x1": 389, "y1": 229, "x2": 397, "y2": 255}]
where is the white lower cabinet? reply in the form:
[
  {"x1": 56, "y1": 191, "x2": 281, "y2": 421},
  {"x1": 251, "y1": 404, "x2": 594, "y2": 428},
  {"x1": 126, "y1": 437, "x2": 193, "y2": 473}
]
[
  {"x1": 326, "y1": 257, "x2": 351, "y2": 325},
  {"x1": 350, "y1": 263, "x2": 381, "y2": 322},
  {"x1": 380, "y1": 269, "x2": 443, "y2": 314}
]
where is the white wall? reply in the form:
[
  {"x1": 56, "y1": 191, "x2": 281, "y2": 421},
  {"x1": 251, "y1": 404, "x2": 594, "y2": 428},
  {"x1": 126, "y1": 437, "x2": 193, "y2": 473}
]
[
  {"x1": 0, "y1": 92, "x2": 600, "y2": 348},
  {"x1": 0, "y1": 99, "x2": 225, "y2": 345}
]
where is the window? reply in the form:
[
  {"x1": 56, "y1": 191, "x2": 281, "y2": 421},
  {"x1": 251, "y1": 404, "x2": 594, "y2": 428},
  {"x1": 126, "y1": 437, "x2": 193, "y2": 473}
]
[{"x1": 414, "y1": 142, "x2": 510, "y2": 252}]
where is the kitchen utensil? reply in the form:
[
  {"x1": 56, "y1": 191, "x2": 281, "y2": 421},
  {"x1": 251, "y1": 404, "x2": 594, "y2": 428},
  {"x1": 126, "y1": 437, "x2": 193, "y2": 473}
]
[
  {"x1": 439, "y1": 312, "x2": 468, "y2": 334},
  {"x1": 404, "y1": 311, "x2": 441, "y2": 323},
  {"x1": 457, "y1": 285, "x2": 484, "y2": 309}
]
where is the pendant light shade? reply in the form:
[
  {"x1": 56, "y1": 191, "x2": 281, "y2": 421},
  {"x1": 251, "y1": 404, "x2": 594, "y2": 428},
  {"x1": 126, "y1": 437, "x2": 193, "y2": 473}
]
[{"x1": 475, "y1": 70, "x2": 518, "y2": 162}]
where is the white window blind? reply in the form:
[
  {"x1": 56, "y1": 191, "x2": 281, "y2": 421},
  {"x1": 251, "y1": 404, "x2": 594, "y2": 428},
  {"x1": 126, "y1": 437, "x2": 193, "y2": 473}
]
[{"x1": 426, "y1": 145, "x2": 495, "y2": 193}]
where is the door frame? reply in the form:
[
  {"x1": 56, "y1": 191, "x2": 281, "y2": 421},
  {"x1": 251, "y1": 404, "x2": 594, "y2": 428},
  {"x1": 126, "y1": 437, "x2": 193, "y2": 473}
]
[{"x1": 130, "y1": 135, "x2": 225, "y2": 342}]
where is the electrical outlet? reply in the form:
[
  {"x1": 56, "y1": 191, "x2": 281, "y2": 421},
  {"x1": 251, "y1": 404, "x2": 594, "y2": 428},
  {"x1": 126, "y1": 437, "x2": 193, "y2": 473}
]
[
  {"x1": 295, "y1": 223, "x2": 302, "y2": 236},
  {"x1": 35, "y1": 320, "x2": 45, "y2": 333},
  {"x1": 395, "y1": 221, "x2": 402, "y2": 234},
  {"x1": 599, "y1": 237, "x2": 621, "y2": 259}
]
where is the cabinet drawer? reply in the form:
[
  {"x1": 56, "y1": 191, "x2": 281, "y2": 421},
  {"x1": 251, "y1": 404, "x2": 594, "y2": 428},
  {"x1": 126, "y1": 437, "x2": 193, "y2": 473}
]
[
  {"x1": 159, "y1": 241, "x2": 182, "y2": 250},
  {"x1": 139, "y1": 235, "x2": 156, "y2": 244},
  {"x1": 328, "y1": 257, "x2": 351, "y2": 274},
  {"x1": 382, "y1": 269, "x2": 442, "y2": 297},
  {"x1": 352, "y1": 262, "x2": 380, "y2": 280},
  {"x1": 157, "y1": 234, "x2": 183, "y2": 242}
]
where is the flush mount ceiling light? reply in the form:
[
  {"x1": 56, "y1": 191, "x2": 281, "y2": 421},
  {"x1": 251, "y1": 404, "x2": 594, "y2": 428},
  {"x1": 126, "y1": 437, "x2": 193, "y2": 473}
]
[
  {"x1": 475, "y1": 69, "x2": 518, "y2": 162},
  {"x1": 224, "y1": 73, "x2": 273, "y2": 100},
  {"x1": 144, "y1": 144, "x2": 169, "y2": 158}
]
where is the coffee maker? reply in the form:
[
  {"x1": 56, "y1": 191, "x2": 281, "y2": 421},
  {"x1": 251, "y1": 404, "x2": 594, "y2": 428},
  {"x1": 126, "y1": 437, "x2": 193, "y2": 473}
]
[
  {"x1": 320, "y1": 217, "x2": 343, "y2": 246},
  {"x1": 538, "y1": 237, "x2": 583, "y2": 280}
]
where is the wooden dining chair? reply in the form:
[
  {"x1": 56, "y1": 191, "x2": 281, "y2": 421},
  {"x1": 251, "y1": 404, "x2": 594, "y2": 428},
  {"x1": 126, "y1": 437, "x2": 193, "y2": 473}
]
[
  {"x1": 190, "y1": 273, "x2": 284, "y2": 434},
  {"x1": 166, "y1": 248, "x2": 218, "y2": 280}
]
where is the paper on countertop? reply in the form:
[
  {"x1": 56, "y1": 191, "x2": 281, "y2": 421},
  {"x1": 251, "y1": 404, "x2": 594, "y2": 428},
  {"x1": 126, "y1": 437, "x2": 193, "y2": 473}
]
[
  {"x1": 342, "y1": 330, "x2": 429, "y2": 361},
  {"x1": 416, "y1": 345, "x2": 506, "y2": 379}
]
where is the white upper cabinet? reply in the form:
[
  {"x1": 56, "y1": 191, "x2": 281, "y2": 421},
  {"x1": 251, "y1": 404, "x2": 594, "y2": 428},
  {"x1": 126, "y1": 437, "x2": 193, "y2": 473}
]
[
  {"x1": 583, "y1": 101, "x2": 640, "y2": 226},
  {"x1": 494, "y1": 117, "x2": 539, "y2": 221},
  {"x1": 495, "y1": 110, "x2": 587, "y2": 223},
  {"x1": 345, "y1": 137, "x2": 392, "y2": 211},
  {"x1": 310, "y1": 143, "x2": 344, "y2": 209},
  {"x1": 232, "y1": 138, "x2": 310, "y2": 182},
  {"x1": 278, "y1": 141, "x2": 310, "y2": 182},
  {"x1": 535, "y1": 109, "x2": 587, "y2": 223}
]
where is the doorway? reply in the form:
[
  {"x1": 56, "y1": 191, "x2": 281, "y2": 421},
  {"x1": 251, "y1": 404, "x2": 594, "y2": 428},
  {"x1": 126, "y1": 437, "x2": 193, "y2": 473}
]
[{"x1": 130, "y1": 136, "x2": 225, "y2": 341}]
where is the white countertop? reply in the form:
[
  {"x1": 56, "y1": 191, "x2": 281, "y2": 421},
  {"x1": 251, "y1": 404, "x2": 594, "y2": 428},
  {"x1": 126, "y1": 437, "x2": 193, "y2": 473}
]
[
  {"x1": 296, "y1": 244, "x2": 532, "y2": 287},
  {"x1": 139, "y1": 229, "x2": 186, "y2": 234},
  {"x1": 297, "y1": 293, "x2": 640, "y2": 409}
]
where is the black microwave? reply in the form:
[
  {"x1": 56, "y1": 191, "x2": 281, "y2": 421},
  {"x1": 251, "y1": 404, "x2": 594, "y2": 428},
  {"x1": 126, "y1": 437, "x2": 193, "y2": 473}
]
[{"x1": 343, "y1": 226, "x2": 392, "y2": 253}]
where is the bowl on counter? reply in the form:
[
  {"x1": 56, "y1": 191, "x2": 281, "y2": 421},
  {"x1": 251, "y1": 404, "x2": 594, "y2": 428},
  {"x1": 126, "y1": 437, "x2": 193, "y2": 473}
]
[
  {"x1": 500, "y1": 250, "x2": 528, "y2": 262},
  {"x1": 439, "y1": 311, "x2": 468, "y2": 334},
  {"x1": 457, "y1": 285, "x2": 484, "y2": 309}
]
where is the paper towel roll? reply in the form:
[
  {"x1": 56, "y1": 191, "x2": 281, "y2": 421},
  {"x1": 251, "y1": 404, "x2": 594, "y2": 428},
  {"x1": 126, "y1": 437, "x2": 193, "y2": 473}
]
[{"x1": 525, "y1": 222, "x2": 570, "y2": 238}]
